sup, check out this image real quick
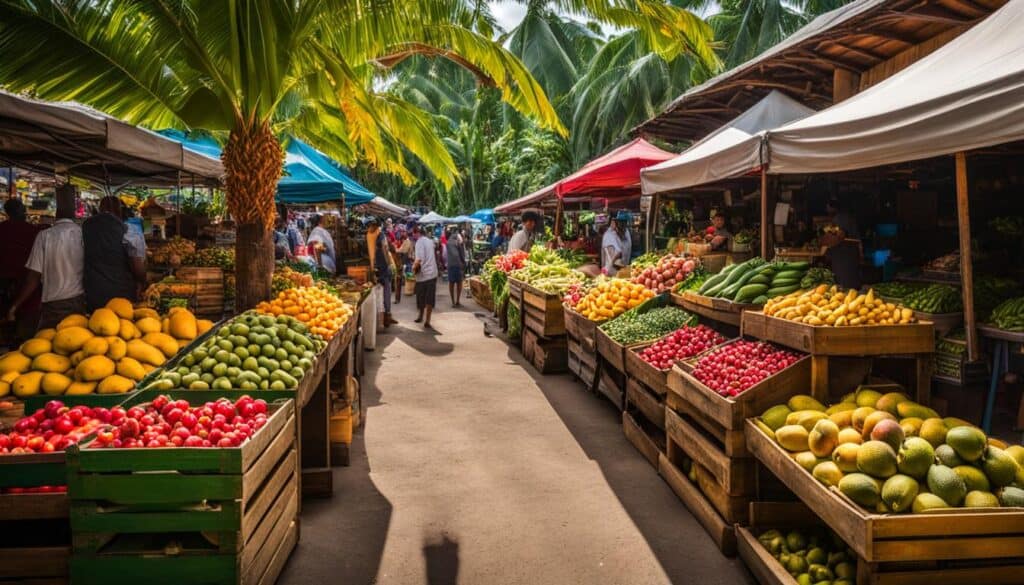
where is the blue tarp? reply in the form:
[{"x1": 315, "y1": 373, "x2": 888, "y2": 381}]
[
  {"x1": 159, "y1": 131, "x2": 374, "y2": 206},
  {"x1": 470, "y1": 208, "x2": 495, "y2": 224}
]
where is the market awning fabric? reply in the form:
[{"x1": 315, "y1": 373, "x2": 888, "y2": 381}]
[
  {"x1": 356, "y1": 196, "x2": 409, "y2": 218},
  {"x1": 277, "y1": 138, "x2": 374, "y2": 205},
  {"x1": 470, "y1": 208, "x2": 495, "y2": 224},
  {"x1": 450, "y1": 215, "x2": 481, "y2": 224},
  {"x1": 493, "y1": 183, "x2": 556, "y2": 214},
  {"x1": 641, "y1": 91, "x2": 815, "y2": 194},
  {"x1": 767, "y1": 0, "x2": 1024, "y2": 174},
  {"x1": 0, "y1": 91, "x2": 222, "y2": 187},
  {"x1": 418, "y1": 211, "x2": 449, "y2": 223},
  {"x1": 556, "y1": 138, "x2": 676, "y2": 197}
]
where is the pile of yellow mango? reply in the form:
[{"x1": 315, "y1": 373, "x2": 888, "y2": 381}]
[
  {"x1": 0, "y1": 299, "x2": 213, "y2": 397},
  {"x1": 764, "y1": 285, "x2": 916, "y2": 326},
  {"x1": 575, "y1": 279, "x2": 655, "y2": 322}
]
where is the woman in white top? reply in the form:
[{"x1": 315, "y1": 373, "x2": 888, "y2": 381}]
[
  {"x1": 306, "y1": 214, "x2": 337, "y2": 274},
  {"x1": 601, "y1": 223, "x2": 624, "y2": 274}
]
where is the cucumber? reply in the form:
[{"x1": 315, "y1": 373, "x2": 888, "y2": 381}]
[
  {"x1": 748, "y1": 274, "x2": 772, "y2": 285},
  {"x1": 752, "y1": 295, "x2": 769, "y2": 305},
  {"x1": 736, "y1": 284, "x2": 769, "y2": 302},
  {"x1": 778, "y1": 261, "x2": 810, "y2": 271},
  {"x1": 772, "y1": 270, "x2": 805, "y2": 282},
  {"x1": 769, "y1": 277, "x2": 800, "y2": 288},
  {"x1": 699, "y1": 263, "x2": 736, "y2": 294},
  {"x1": 766, "y1": 284, "x2": 801, "y2": 297},
  {"x1": 723, "y1": 263, "x2": 773, "y2": 299}
]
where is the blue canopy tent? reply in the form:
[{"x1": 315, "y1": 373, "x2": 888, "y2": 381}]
[
  {"x1": 159, "y1": 131, "x2": 374, "y2": 206},
  {"x1": 469, "y1": 208, "x2": 495, "y2": 224}
]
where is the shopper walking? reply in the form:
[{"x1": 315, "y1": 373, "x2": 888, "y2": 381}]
[
  {"x1": 446, "y1": 226, "x2": 466, "y2": 307},
  {"x1": 412, "y1": 225, "x2": 438, "y2": 329},
  {"x1": 367, "y1": 218, "x2": 398, "y2": 327},
  {"x1": 7, "y1": 184, "x2": 86, "y2": 329}
]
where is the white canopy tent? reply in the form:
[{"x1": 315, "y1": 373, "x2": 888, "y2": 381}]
[
  {"x1": 641, "y1": 91, "x2": 815, "y2": 194},
  {"x1": 417, "y1": 211, "x2": 449, "y2": 224},
  {"x1": 766, "y1": 0, "x2": 1024, "y2": 174},
  {"x1": 358, "y1": 196, "x2": 409, "y2": 218}
]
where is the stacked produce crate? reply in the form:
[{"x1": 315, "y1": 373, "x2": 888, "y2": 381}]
[
  {"x1": 469, "y1": 276, "x2": 494, "y2": 313},
  {"x1": 519, "y1": 284, "x2": 569, "y2": 374},
  {"x1": 67, "y1": 397, "x2": 299, "y2": 585},
  {"x1": 564, "y1": 306, "x2": 598, "y2": 389},
  {"x1": 176, "y1": 266, "x2": 225, "y2": 320},
  {"x1": 662, "y1": 339, "x2": 810, "y2": 554}
]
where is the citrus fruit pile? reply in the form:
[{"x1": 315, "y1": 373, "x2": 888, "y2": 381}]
[
  {"x1": 574, "y1": 279, "x2": 654, "y2": 321},
  {"x1": 255, "y1": 286, "x2": 353, "y2": 339}
]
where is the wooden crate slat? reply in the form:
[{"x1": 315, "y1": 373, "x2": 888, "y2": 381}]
[
  {"x1": 255, "y1": 520, "x2": 298, "y2": 585},
  {"x1": 70, "y1": 554, "x2": 237, "y2": 585},
  {"x1": 241, "y1": 414, "x2": 296, "y2": 500},
  {"x1": 70, "y1": 501, "x2": 241, "y2": 536},
  {"x1": 736, "y1": 526, "x2": 797, "y2": 585},
  {"x1": 241, "y1": 450, "x2": 296, "y2": 544},
  {"x1": 665, "y1": 392, "x2": 747, "y2": 457},
  {"x1": 240, "y1": 478, "x2": 297, "y2": 585},
  {"x1": 871, "y1": 509, "x2": 1024, "y2": 538},
  {"x1": 869, "y1": 563, "x2": 1024, "y2": 585},
  {"x1": 596, "y1": 368, "x2": 624, "y2": 411},
  {"x1": 68, "y1": 473, "x2": 242, "y2": 504},
  {"x1": 0, "y1": 452, "x2": 66, "y2": 489},
  {"x1": 871, "y1": 536, "x2": 1024, "y2": 563},
  {"x1": 0, "y1": 493, "x2": 68, "y2": 521},
  {"x1": 741, "y1": 312, "x2": 934, "y2": 356},
  {"x1": 0, "y1": 547, "x2": 68, "y2": 579},
  {"x1": 622, "y1": 411, "x2": 662, "y2": 468},
  {"x1": 625, "y1": 379, "x2": 665, "y2": 430},
  {"x1": 596, "y1": 328, "x2": 627, "y2": 372},
  {"x1": 624, "y1": 344, "x2": 669, "y2": 397}
]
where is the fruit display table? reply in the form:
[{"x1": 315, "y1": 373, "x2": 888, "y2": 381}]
[{"x1": 672, "y1": 290, "x2": 758, "y2": 330}]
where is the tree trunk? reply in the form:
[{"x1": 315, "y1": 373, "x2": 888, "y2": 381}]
[{"x1": 222, "y1": 121, "x2": 283, "y2": 310}]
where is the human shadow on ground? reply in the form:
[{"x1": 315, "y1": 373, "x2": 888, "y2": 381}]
[
  {"x1": 502, "y1": 342, "x2": 755, "y2": 585},
  {"x1": 423, "y1": 533, "x2": 460, "y2": 585},
  {"x1": 276, "y1": 328, "x2": 400, "y2": 585},
  {"x1": 391, "y1": 323, "x2": 455, "y2": 357}
]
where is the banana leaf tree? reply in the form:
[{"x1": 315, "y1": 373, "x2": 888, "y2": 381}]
[{"x1": 0, "y1": 0, "x2": 567, "y2": 308}]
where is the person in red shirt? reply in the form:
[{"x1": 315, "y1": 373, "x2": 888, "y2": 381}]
[{"x1": 0, "y1": 198, "x2": 44, "y2": 341}]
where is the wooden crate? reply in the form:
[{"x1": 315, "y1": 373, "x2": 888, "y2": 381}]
[
  {"x1": 567, "y1": 336, "x2": 597, "y2": 390},
  {"x1": 671, "y1": 291, "x2": 759, "y2": 328},
  {"x1": 624, "y1": 343, "x2": 670, "y2": 397},
  {"x1": 469, "y1": 277, "x2": 494, "y2": 312},
  {"x1": 176, "y1": 266, "x2": 225, "y2": 318},
  {"x1": 66, "y1": 399, "x2": 298, "y2": 585},
  {"x1": 741, "y1": 312, "x2": 934, "y2": 356},
  {"x1": 911, "y1": 311, "x2": 962, "y2": 335},
  {"x1": 596, "y1": 366, "x2": 624, "y2": 411},
  {"x1": 522, "y1": 328, "x2": 568, "y2": 375},
  {"x1": 0, "y1": 489, "x2": 70, "y2": 585},
  {"x1": 658, "y1": 450, "x2": 737, "y2": 556},
  {"x1": 522, "y1": 284, "x2": 566, "y2": 337},
  {"x1": 596, "y1": 328, "x2": 640, "y2": 374},
  {"x1": 745, "y1": 420, "x2": 1024, "y2": 564},
  {"x1": 563, "y1": 306, "x2": 597, "y2": 352},
  {"x1": 623, "y1": 410, "x2": 663, "y2": 469},
  {"x1": 667, "y1": 350, "x2": 812, "y2": 429}
]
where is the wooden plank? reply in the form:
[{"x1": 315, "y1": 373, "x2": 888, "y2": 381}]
[
  {"x1": 626, "y1": 378, "x2": 665, "y2": 430},
  {"x1": 241, "y1": 478, "x2": 297, "y2": 585},
  {"x1": 665, "y1": 409, "x2": 753, "y2": 496},
  {"x1": 869, "y1": 563, "x2": 1024, "y2": 585},
  {"x1": 301, "y1": 468, "x2": 332, "y2": 498},
  {"x1": 68, "y1": 474, "x2": 242, "y2": 504},
  {"x1": 741, "y1": 311, "x2": 935, "y2": 356},
  {"x1": 673, "y1": 293, "x2": 743, "y2": 327},
  {"x1": 256, "y1": 520, "x2": 298, "y2": 585},
  {"x1": 241, "y1": 449, "x2": 296, "y2": 544},
  {"x1": 596, "y1": 367, "x2": 624, "y2": 411},
  {"x1": 0, "y1": 547, "x2": 69, "y2": 579},
  {"x1": 871, "y1": 535, "x2": 1024, "y2": 562},
  {"x1": 242, "y1": 415, "x2": 296, "y2": 500},
  {"x1": 0, "y1": 492, "x2": 68, "y2": 521},
  {"x1": 623, "y1": 411, "x2": 662, "y2": 468},
  {"x1": 665, "y1": 392, "x2": 748, "y2": 457},
  {"x1": 596, "y1": 328, "x2": 627, "y2": 373},
  {"x1": 658, "y1": 452, "x2": 737, "y2": 556},
  {"x1": 736, "y1": 526, "x2": 797, "y2": 585},
  {"x1": 956, "y1": 151, "x2": 979, "y2": 362}
]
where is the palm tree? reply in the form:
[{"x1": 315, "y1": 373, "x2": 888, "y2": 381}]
[
  {"x1": 0, "y1": 0, "x2": 565, "y2": 308},
  {"x1": 710, "y1": 0, "x2": 849, "y2": 68}
]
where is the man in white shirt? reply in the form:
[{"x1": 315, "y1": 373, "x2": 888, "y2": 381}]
[
  {"x1": 412, "y1": 225, "x2": 438, "y2": 329},
  {"x1": 7, "y1": 185, "x2": 86, "y2": 328},
  {"x1": 507, "y1": 211, "x2": 540, "y2": 252}
]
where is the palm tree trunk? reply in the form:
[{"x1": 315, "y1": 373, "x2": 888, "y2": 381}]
[{"x1": 223, "y1": 121, "x2": 283, "y2": 310}]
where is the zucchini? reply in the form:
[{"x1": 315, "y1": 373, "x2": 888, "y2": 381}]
[
  {"x1": 736, "y1": 284, "x2": 769, "y2": 303},
  {"x1": 752, "y1": 295, "x2": 769, "y2": 305},
  {"x1": 769, "y1": 277, "x2": 800, "y2": 287},
  {"x1": 778, "y1": 261, "x2": 809, "y2": 271},
  {"x1": 723, "y1": 263, "x2": 773, "y2": 299},
  {"x1": 766, "y1": 284, "x2": 801, "y2": 297},
  {"x1": 772, "y1": 270, "x2": 805, "y2": 282},
  {"x1": 698, "y1": 263, "x2": 736, "y2": 294},
  {"x1": 748, "y1": 274, "x2": 772, "y2": 285}
]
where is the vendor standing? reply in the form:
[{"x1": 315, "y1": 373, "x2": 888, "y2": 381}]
[
  {"x1": 307, "y1": 214, "x2": 337, "y2": 274},
  {"x1": 705, "y1": 210, "x2": 732, "y2": 251},
  {"x1": 508, "y1": 211, "x2": 540, "y2": 252},
  {"x1": 7, "y1": 184, "x2": 87, "y2": 328},
  {"x1": 825, "y1": 197, "x2": 862, "y2": 289},
  {"x1": 83, "y1": 196, "x2": 146, "y2": 309},
  {"x1": 601, "y1": 215, "x2": 627, "y2": 275}
]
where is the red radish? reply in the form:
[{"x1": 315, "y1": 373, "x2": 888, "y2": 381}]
[{"x1": 691, "y1": 340, "x2": 802, "y2": 397}]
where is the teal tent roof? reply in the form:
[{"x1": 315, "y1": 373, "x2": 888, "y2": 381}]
[{"x1": 158, "y1": 131, "x2": 374, "y2": 206}]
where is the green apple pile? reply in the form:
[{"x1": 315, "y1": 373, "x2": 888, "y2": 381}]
[{"x1": 754, "y1": 388, "x2": 1024, "y2": 513}]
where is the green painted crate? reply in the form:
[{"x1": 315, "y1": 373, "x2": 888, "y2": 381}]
[{"x1": 66, "y1": 397, "x2": 298, "y2": 585}]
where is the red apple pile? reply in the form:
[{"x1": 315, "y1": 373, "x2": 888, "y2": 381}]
[
  {"x1": 692, "y1": 340, "x2": 802, "y2": 397},
  {"x1": 632, "y1": 255, "x2": 698, "y2": 294},
  {"x1": 0, "y1": 401, "x2": 118, "y2": 455},
  {"x1": 637, "y1": 325, "x2": 726, "y2": 371},
  {"x1": 92, "y1": 395, "x2": 269, "y2": 449}
]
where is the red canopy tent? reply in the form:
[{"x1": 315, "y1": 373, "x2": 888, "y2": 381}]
[
  {"x1": 493, "y1": 182, "x2": 555, "y2": 214},
  {"x1": 555, "y1": 138, "x2": 676, "y2": 198}
]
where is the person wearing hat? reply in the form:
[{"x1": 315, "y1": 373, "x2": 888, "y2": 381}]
[
  {"x1": 705, "y1": 209, "x2": 732, "y2": 252},
  {"x1": 508, "y1": 211, "x2": 540, "y2": 252}
]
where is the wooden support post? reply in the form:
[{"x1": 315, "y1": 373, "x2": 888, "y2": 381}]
[
  {"x1": 833, "y1": 69, "x2": 860, "y2": 103},
  {"x1": 554, "y1": 197, "x2": 564, "y2": 244},
  {"x1": 760, "y1": 168, "x2": 771, "y2": 259},
  {"x1": 955, "y1": 152, "x2": 979, "y2": 361},
  {"x1": 811, "y1": 355, "x2": 829, "y2": 401}
]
